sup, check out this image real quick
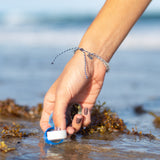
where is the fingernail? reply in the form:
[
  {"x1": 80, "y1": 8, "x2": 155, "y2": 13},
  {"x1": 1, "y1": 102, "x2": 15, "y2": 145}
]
[
  {"x1": 84, "y1": 108, "x2": 88, "y2": 115},
  {"x1": 76, "y1": 118, "x2": 82, "y2": 124}
]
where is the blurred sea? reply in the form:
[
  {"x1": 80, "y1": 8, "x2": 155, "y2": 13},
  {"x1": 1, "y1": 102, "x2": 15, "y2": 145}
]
[
  {"x1": 0, "y1": 1, "x2": 160, "y2": 158},
  {"x1": 0, "y1": 0, "x2": 160, "y2": 106}
]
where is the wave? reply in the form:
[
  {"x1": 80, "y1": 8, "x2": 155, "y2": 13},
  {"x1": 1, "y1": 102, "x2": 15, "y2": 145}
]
[
  {"x1": 0, "y1": 10, "x2": 160, "y2": 50},
  {"x1": 0, "y1": 12, "x2": 94, "y2": 29},
  {"x1": 0, "y1": 11, "x2": 160, "y2": 29},
  {"x1": 0, "y1": 27, "x2": 160, "y2": 51}
]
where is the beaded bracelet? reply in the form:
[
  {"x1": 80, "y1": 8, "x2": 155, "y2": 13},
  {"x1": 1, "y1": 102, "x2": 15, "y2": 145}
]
[{"x1": 51, "y1": 47, "x2": 110, "y2": 79}]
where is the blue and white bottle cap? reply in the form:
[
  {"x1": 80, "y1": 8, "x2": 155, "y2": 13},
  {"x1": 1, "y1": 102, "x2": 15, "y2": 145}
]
[
  {"x1": 47, "y1": 130, "x2": 67, "y2": 141},
  {"x1": 44, "y1": 113, "x2": 67, "y2": 145}
]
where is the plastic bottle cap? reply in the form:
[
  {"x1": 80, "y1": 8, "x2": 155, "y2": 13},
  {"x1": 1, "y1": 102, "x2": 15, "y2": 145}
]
[{"x1": 47, "y1": 130, "x2": 67, "y2": 141}]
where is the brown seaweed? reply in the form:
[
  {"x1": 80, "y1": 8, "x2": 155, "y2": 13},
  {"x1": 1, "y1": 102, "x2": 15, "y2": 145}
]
[
  {"x1": 0, "y1": 141, "x2": 15, "y2": 153},
  {"x1": 78, "y1": 102, "x2": 128, "y2": 135},
  {"x1": 149, "y1": 112, "x2": 160, "y2": 128},
  {"x1": 134, "y1": 105, "x2": 147, "y2": 115},
  {"x1": 0, "y1": 122, "x2": 32, "y2": 139},
  {"x1": 0, "y1": 99, "x2": 159, "y2": 153},
  {"x1": 0, "y1": 99, "x2": 42, "y2": 120},
  {"x1": 134, "y1": 104, "x2": 160, "y2": 128}
]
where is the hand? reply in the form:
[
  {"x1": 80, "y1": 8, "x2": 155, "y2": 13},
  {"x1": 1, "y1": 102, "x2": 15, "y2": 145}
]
[
  {"x1": 40, "y1": 0, "x2": 151, "y2": 135},
  {"x1": 40, "y1": 51, "x2": 106, "y2": 135}
]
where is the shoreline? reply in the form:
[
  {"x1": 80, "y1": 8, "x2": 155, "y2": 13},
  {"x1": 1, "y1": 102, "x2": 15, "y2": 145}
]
[{"x1": 0, "y1": 98, "x2": 160, "y2": 159}]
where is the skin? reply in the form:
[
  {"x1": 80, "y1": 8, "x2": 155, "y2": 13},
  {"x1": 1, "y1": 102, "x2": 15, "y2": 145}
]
[{"x1": 40, "y1": 0, "x2": 151, "y2": 135}]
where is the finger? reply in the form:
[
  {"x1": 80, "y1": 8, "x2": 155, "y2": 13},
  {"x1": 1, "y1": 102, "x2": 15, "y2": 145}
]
[
  {"x1": 82, "y1": 107, "x2": 91, "y2": 127},
  {"x1": 66, "y1": 126, "x2": 75, "y2": 135},
  {"x1": 67, "y1": 114, "x2": 83, "y2": 134},
  {"x1": 72, "y1": 114, "x2": 83, "y2": 133}
]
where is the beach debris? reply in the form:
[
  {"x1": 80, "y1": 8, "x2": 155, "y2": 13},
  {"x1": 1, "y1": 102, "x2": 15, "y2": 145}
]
[
  {"x1": 0, "y1": 141, "x2": 15, "y2": 153},
  {"x1": 0, "y1": 98, "x2": 159, "y2": 153},
  {"x1": 148, "y1": 112, "x2": 160, "y2": 128},
  {"x1": 134, "y1": 105, "x2": 147, "y2": 115},
  {"x1": 0, "y1": 99, "x2": 42, "y2": 119},
  {"x1": 134, "y1": 104, "x2": 160, "y2": 129},
  {"x1": 79, "y1": 102, "x2": 128, "y2": 135},
  {"x1": 73, "y1": 102, "x2": 157, "y2": 140},
  {"x1": 127, "y1": 127, "x2": 157, "y2": 140},
  {"x1": 0, "y1": 120, "x2": 39, "y2": 153},
  {"x1": 0, "y1": 122, "x2": 36, "y2": 139},
  {"x1": 0, "y1": 122, "x2": 38, "y2": 139}
]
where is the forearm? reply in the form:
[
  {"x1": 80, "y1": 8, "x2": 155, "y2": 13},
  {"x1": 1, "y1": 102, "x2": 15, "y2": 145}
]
[{"x1": 79, "y1": 0, "x2": 151, "y2": 62}]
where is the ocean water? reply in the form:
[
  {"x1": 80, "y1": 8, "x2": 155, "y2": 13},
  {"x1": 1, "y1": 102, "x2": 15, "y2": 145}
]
[
  {"x1": 0, "y1": 0, "x2": 160, "y2": 106},
  {"x1": 0, "y1": 1, "x2": 160, "y2": 159}
]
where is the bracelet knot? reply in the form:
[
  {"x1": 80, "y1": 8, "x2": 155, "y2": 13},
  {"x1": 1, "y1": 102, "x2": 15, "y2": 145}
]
[{"x1": 51, "y1": 47, "x2": 110, "y2": 79}]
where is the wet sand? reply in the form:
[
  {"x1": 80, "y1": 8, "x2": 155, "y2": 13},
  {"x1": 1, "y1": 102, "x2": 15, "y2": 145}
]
[
  {"x1": 1, "y1": 117, "x2": 160, "y2": 160},
  {"x1": 1, "y1": 99, "x2": 160, "y2": 160}
]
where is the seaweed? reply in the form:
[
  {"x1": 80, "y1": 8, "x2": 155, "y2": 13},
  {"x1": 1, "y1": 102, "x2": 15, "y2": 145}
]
[
  {"x1": 134, "y1": 105, "x2": 147, "y2": 115},
  {"x1": 1, "y1": 123, "x2": 28, "y2": 139},
  {"x1": 134, "y1": 104, "x2": 160, "y2": 128},
  {"x1": 78, "y1": 102, "x2": 128, "y2": 135},
  {"x1": 0, "y1": 141, "x2": 15, "y2": 153},
  {"x1": 0, "y1": 120, "x2": 38, "y2": 153},
  {"x1": 148, "y1": 112, "x2": 160, "y2": 128},
  {"x1": 74, "y1": 102, "x2": 158, "y2": 141},
  {"x1": 0, "y1": 99, "x2": 159, "y2": 153},
  {"x1": 0, "y1": 99, "x2": 42, "y2": 120}
]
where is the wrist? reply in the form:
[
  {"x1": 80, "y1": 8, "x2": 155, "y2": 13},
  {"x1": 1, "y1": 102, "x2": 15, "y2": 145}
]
[
  {"x1": 78, "y1": 40, "x2": 112, "y2": 63},
  {"x1": 74, "y1": 47, "x2": 108, "y2": 79},
  {"x1": 76, "y1": 47, "x2": 109, "y2": 70}
]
